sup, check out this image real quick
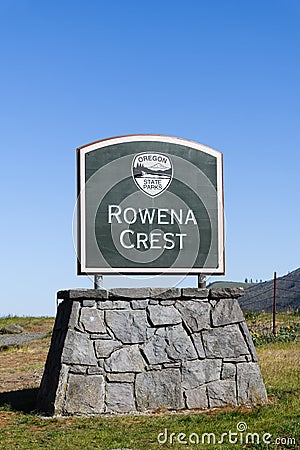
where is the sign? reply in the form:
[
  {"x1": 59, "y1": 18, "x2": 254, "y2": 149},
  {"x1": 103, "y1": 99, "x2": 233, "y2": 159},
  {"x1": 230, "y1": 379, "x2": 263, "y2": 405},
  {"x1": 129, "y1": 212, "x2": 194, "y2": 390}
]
[{"x1": 77, "y1": 135, "x2": 224, "y2": 275}]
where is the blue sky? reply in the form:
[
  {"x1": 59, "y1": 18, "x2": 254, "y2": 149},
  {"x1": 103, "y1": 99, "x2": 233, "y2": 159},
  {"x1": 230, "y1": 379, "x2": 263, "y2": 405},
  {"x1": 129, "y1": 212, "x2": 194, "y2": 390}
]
[{"x1": 0, "y1": 0, "x2": 299, "y2": 316}]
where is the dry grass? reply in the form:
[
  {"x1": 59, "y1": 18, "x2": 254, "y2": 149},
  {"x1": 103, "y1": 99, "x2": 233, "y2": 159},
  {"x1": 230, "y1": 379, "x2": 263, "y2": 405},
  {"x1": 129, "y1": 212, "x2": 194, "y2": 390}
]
[
  {"x1": 0, "y1": 316, "x2": 54, "y2": 334},
  {"x1": 0, "y1": 316, "x2": 299, "y2": 449},
  {"x1": 258, "y1": 340, "x2": 300, "y2": 395},
  {"x1": 0, "y1": 332, "x2": 52, "y2": 393}
]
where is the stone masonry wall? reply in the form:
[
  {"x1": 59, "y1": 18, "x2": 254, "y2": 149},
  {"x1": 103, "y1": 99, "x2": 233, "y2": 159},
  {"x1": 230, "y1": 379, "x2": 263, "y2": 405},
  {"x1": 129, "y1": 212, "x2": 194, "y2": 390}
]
[{"x1": 37, "y1": 288, "x2": 267, "y2": 416}]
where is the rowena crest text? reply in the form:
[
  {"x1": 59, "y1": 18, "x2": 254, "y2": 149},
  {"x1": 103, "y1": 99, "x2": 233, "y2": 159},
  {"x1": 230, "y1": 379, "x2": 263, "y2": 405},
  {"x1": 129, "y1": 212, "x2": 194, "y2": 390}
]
[{"x1": 107, "y1": 205, "x2": 197, "y2": 250}]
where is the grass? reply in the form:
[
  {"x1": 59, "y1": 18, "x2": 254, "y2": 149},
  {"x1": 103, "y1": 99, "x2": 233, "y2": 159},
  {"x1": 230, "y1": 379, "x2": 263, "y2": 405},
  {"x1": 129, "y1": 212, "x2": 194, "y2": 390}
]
[
  {"x1": 245, "y1": 311, "x2": 300, "y2": 330},
  {"x1": 0, "y1": 316, "x2": 299, "y2": 449},
  {"x1": 0, "y1": 316, "x2": 54, "y2": 334}
]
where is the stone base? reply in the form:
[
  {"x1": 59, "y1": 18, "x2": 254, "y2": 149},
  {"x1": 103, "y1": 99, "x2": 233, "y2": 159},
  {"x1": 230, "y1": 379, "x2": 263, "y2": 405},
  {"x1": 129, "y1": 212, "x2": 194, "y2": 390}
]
[{"x1": 37, "y1": 287, "x2": 267, "y2": 416}]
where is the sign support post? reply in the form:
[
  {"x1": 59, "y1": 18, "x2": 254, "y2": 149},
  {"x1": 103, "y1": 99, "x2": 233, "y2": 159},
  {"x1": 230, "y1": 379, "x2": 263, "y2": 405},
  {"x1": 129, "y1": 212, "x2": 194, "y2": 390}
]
[
  {"x1": 198, "y1": 274, "x2": 206, "y2": 288},
  {"x1": 94, "y1": 275, "x2": 103, "y2": 289}
]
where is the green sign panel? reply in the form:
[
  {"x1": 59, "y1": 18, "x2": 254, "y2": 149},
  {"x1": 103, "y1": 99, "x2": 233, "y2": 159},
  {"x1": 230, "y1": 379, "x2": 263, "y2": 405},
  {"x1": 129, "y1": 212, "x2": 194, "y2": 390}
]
[{"x1": 77, "y1": 135, "x2": 224, "y2": 275}]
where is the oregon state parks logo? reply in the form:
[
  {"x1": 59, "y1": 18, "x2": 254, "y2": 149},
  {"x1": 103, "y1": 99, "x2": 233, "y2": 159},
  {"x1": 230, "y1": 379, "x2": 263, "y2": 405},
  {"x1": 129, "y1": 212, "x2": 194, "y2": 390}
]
[{"x1": 132, "y1": 152, "x2": 173, "y2": 197}]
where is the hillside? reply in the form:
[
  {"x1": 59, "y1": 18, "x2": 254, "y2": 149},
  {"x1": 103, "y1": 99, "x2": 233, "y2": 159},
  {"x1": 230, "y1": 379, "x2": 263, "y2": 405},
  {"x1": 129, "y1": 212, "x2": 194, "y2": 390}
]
[
  {"x1": 238, "y1": 268, "x2": 300, "y2": 312},
  {"x1": 208, "y1": 281, "x2": 257, "y2": 289}
]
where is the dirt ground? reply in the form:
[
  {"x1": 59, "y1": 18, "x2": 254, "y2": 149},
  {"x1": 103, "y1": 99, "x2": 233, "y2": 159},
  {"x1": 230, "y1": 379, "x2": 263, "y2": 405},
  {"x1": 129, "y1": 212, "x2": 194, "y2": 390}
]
[{"x1": 0, "y1": 320, "x2": 54, "y2": 394}]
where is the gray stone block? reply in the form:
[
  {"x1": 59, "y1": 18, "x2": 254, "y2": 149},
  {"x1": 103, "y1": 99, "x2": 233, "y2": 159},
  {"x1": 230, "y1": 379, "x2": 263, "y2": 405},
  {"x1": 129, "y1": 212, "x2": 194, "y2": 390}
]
[
  {"x1": 82, "y1": 300, "x2": 96, "y2": 307},
  {"x1": 87, "y1": 367, "x2": 104, "y2": 375},
  {"x1": 105, "y1": 310, "x2": 148, "y2": 343},
  {"x1": 202, "y1": 325, "x2": 249, "y2": 359},
  {"x1": 182, "y1": 359, "x2": 222, "y2": 389},
  {"x1": 94, "y1": 340, "x2": 123, "y2": 358},
  {"x1": 53, "y1": 364, "x2": 70, "y2": 415},
  {"x1": 78, "y1": 289, "x2": 109, "y2": 299},
  {"x1": 97, "y1": 300, "x2": 114, "y2": 310},
  {"x1": 209, "y1": 288, "x2": 244, "y2": 299},
  {"x1": 135, "y1": 369, "x2": 183, "y2": 411},
  {"x1": 69, "y1": 365, "x2": 87, "y2": 375},
  {"x1": 62, "y1": 330, "x2": 97, "y2": 366},
  {"x1": 97, "y1": 300, "x2": 129, "y2": 309},
  {"x1": 150, "y1": 288, "x2": 181, "y2": 299},
  {"x1": 56, "y1": 290, "x2": 70, "y2": 300},
  {"x1": 237, "y1": 363, "x2": 267, "y2": 404},
  {"x1": 221, "y1": 363, "x2": 236, "y2": 380},
  {"x1": 131, "y1": 299, "x2": 148, "y2": 309},
  {"x1": 90, "y1": 333, "x2": 112, "y2": 340},
  {"x1": 109, "y1": 288, "x2": 150, "y2": 299},
  {"x1": 149, "y1": 299, "x2": 159, "y2": 305},
  {"x1": 64, "y1": 374, "x2": 105, "y2": 414},
  {"x1": 58, "y1": 289, "x2": 108, "y2": 300},
  {"x1": 106, "y1": 382, "x2": 135, "y2": 413},
  {"x1": 79, "y1": 308, "x2": 106, "y2": 334},
  {"x1": 105, "y1": 345, "x2": 145, "y2": 373},
  {"x1": 211, "y1": 298, "x2": 244, "y2": 327},
  {"x1": 182, "y1": 288, "x2": 209, "y2": 299},
  {"x1": 98, "y1": 300, "x2": 129, "y2": 309},
  {"x1": 162, "y1": 362, "x2": 181, "y2": 369},
  {"x1": 142, "y1": 325, "x2": 197, "y2": 365},
  {"x1": 68, "y1": 301, "x2": 81, "y2": 329},
  {"x1": 111, "y1": 301, "x2": 129, "y2": 309},
  {"x1": 239, "y1": 322, "x2": 258, "y2": 362},
  {"x1": 164, "y1": 326, "x2": 197, "y2": 361},
  {"x1": 223, "y1": 356, "x2": 248, "y2": 363},
  {"x1": 185, "y1": 386, "x2": 208, "y2": 409},
  {"x1": 191, "y1": 333, "x2": 206, "y2": 358},
  {"x1": 145, "y1": 364, "x2": 162, "y2": 371},
  {"x1": 175, "y1": 301, "x2": 211, "y2": 332},
  {"x1": 159, "y1": 299, "x2": 176, "y2": 306},
  {"x1": 207, "y1": 380, "x2": 237, "y2": 407},
  {"x1": 147, "y1": 305, "x2": 182, "y2": 326},
  {"x1": 107, "y1": 373, "x2": 135, "y2": 383}
]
